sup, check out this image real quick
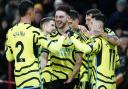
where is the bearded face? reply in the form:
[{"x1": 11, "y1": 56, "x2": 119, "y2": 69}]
[{"x1": 55, "y1": 11, "x2": 69, "y2": 29}]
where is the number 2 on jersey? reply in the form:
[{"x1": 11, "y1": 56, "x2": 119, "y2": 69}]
[{"x1": 15, "y1": 41, "x2": 25, "y2": 62}]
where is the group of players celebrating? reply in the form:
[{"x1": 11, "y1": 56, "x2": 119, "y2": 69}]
[{"x1": 5, "y1": 0, "x2": 120, "y2": 89}]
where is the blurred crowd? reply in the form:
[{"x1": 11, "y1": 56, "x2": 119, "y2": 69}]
[{"x1": 0, "y1": 0, "x2": 128, "y2": 89}]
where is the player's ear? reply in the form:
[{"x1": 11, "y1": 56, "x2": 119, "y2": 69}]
[
  {"x1": 28, "y1": 8, "x2": 35, "y2": 19},
  {"x1": 43, "y1": 24, "x2": 47, "y2": 32},
  {"x1": 27, "y1": 8, "x2": 32, "y2": 16},
  {"x1": 40, "y1": 24, "x2": 45, "y2": 32},
  {"x1": 90, "y1": 18, "x2": 94, "y2": 25},
  {"x1": 68, "y1": 16, "x2": 72, "y2": 23},
  {"x1": 40, "y1": 24, "x2": 43, "y2": 30},
  {"x1": 67, "y1": 15, "x2": 71, "y2": 21},
  {"x1": 76, "y1": 19, "x2": 80, "y2": 25}
]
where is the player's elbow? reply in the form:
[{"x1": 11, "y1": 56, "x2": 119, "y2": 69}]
[
  {"x1": 111, "y1": 36, "x2": 120, "y2": 46},
  {"x1": 76, "y1": 59, "x2": 82, "y2": 67},
  {"x1": 6, "y1": 58, "x2": 14, "y2": 62},
  {"x1": 6, "y1": 55, "x2": 14, "y2": 62}
]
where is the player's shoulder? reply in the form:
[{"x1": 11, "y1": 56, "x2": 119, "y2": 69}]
[
  {"x1": 27, "y1": 25, "x2": 42, "y2": 35},
  {"x1": 6, "y1": 24, "x2": 18, "y2": 36},
  {"x1": 8, "y1": 24, "x2": 18, "y2": 32},
  {"x1": 91, "y1": 36, "x2": 104, "y2": 44}
]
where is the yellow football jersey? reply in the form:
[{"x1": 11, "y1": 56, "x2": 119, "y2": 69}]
[
  {"x1": 42, "y1": 29, "x2": 81, "y2": 83},
  {"x1": 71, "y1": 36, "x2": 120, "y2": 89},
  {"x1": 42, "y1": 30, "x2": 61, "y2": 83},
  {"x1": 5, "y1": 23, "x2": 65, "y2": 88},
  {"x1": 79, "y1": 28, "x2": 117, "y2": 82}
]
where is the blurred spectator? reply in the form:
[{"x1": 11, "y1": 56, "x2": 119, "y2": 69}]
[
  {"x1": 63, "y1": 0, "x2": 93, "y2": 14},
  {"x1": 117, "y1": 37, "x2": 128, "y2": 89},
  {"x1": 119, "y1": 37, "x2": 128, "y2": 57},
  {"x1": 0, "y1": 19, "x2": 9, "y2": 41},
  {"x1": 116, "y1": 28, "x2": 124, "y2": 37},
  {"x1": 0, "y1": 6, "x2": 5, "y2": 20},
  {"x1": 0, "y1": 0, "x2": 8, "y2": 20},
  {"x1": 31, "y1": 3, "x2": 43, "y2": 28},
  {"x1": 42, "y1": 0, "x2": 55, "y2": 17},
  {"x1": 34, "y1": 3, "x2": 43, "y2": 13},
  {"x1": 115, "y1": 27, "x2": 128, "y2": 37},
  {"x1": 5, "y1": 0, "x2": 18, "y2": 24},
  {"x1": 0, "y1": 40, "x2": 8, "y2": 89},
  {"x1": 98, "y1": 0, "x2": 116, "y2": 18},
  {"x1": 12, "y1": 11, "x2": 20, "y2": 26},
  {"x1": 1, "y1": 19, "x2": 8, "y2": 30},
  {"x1": 54, "y1": 0, "x2": 64, "y2": 9},
  {"x1": 108, "y1": 0, "x2": 128, "y2": 33},
  {"x1": 32, "y1": 12, "x2": 43, "y2": 28}
]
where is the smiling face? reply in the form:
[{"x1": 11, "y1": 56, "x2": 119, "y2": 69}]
[
  {"x1": 41, "y1": 20, "x2": 56, "y2": 33},
  {"x1": 55, "y1": 10, "x2": 69, "y2": 29},
  {"x1": 46, "y1": 20, "x2": 56, "y2": 33}
]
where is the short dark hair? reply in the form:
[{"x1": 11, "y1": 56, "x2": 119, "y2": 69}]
[
  {"x1": 40, "y1": 17, "x2": 55, "y2": 27},
  {"x1": 69, "y1": 10, "x2": 79, "y2": 20},
  {"x1": 92, "y1": 13, "x2": 105, "y2": 23},
  {"x1": 55, "y1": 5, "x2": 71, "y2": 15},
  {"x1": 86, "y1": 9, "x2": 101, "y2": 16},
  {"x1": 18, "y1": 0, "x2": 34, "y2": 17}
]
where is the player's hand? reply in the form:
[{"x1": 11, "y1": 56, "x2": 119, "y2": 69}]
[
  {"x1": 84, "y1": 31, "x2": 95, "y2": 37},
  {"x1": 63, "y1": 33, "x2": 68, "y2": 38},
  {"x1": 93, "y1": 30, "x2": 106, "y2": 37},
  {"x1": 64, "y1": 76, "x2": 74, "y2": 84},
  {"x1": 78, "y1": 25, "x2": 88, "y2": 33}
]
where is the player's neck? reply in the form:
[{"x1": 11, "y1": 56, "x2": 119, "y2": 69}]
[
  {"x1": 44, "y1": 32, "x2": 49, "y2": 37},
  {"x1": 59, "y1": 24, "x2": 70, "y2": 34},
  {"x1": 20, "y1": 16, "x2": 31, "y2": 24}
]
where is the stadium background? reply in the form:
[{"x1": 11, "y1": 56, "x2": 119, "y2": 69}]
[{"x1": 0, "y1": 0, "x2": 128, "y2": 89}]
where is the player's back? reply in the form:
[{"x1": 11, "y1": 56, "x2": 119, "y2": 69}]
[
  {"x1": 7, "y1": 23, "x2": 43, "y2": 88},
  {"x1": 91, "y1": 37, "x2": 119, "y2": 89},
  {"x1": 93, "y1": 37, "x2": 117, "y2": 77}
]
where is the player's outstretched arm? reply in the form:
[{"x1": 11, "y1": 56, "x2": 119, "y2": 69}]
[
  {"x1": 43, "y1": 36, "x2": 66, "y2": 53},
  {"x1": 47, "y1": 33, "x2": 68, "y2": 53},
  {"x1": 34, "y1": 29, "x2": 66, "y2": 53},
  {"x1": 101, "y1": 33, "x2": 120, "y2": 46},
  {"x1": 70, "y1": 35, "x2": 102, "y2": 54},
  {"x1": 70, "y1": 36, "x2": 92, "y2": 54}
]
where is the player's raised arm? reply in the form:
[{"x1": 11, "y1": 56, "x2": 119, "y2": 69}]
[
  {"x1": 103, "y1": 34, "x2": 120, "y2": 46},
  {"x1": 93, "y1": 29, "x2": 120, "y2": 46},
  {"x1": 70, "y1": 35, "x2": 101, "y2": 54}
]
